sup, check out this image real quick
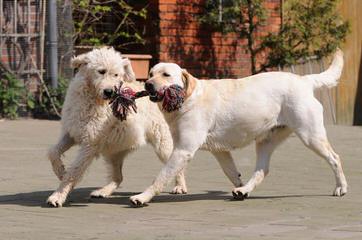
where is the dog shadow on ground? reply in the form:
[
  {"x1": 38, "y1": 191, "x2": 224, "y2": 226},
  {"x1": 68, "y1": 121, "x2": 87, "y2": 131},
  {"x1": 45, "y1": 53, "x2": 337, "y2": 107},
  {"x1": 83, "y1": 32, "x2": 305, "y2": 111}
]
[{"x1": 0, "y1": 187, "x2": 330, "y2": 208}]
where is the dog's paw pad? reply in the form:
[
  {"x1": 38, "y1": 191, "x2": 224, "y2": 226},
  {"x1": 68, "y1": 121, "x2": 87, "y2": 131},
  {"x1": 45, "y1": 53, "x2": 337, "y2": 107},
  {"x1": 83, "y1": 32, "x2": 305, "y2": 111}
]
[
  {"x1": 130, "y1": 199, "x2": 147, "y2": 208},
  {"x1": 90, "y1": 190, "x2": 110, "y2": 199},
  {"x1": 232, "y1": 191, "x2": 248, "y2": 201},
  {"x1": 47, "y1": 200, "x2": 62, "y2": 208},
  {"x1": 333, "y1": 186, "x2": 347, "y2": 197},
  {"x1": 170, "y1": 186, "x2": 187, "y2": 195},
  {"x1": 46, "y1": 193, "x2": 65, "y2": 207}
]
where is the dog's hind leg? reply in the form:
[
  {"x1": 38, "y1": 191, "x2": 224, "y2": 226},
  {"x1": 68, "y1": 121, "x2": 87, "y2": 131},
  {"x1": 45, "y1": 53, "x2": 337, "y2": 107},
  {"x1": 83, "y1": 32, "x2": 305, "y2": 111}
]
[
  {"x1": 294, "y1": 119, "x2": 347, "y2": 196},
  {"x1": 287, "y1": 98, "x2": 347, "y2": 196},
  {"x1": 298, "y1": 135, "x2": 347, "y2": 196},
  {"x1": 170, "y1": 169, "x2": 188, "y2": 194},
  {"x1": 47, "y1": 145, "x2": 96, "y2": 207},
  {"x1": 212, "y1": 151, "x2": 243, "y2": 187},
  {"x1": 232, "y1": 127, "x2": 292, "y2": 200},
  {"x1": 47, "y1": 132, "x2": 75, "y2": 180},
  {"x1": 90, "y1": 150, "x2": 130, "y2": 198}
]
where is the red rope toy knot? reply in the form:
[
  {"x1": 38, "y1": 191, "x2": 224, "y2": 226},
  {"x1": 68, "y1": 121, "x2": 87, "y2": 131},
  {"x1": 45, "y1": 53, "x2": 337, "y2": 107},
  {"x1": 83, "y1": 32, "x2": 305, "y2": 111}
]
[
  {"x1": 161, "y1": 85, "x2": 185, "y2": 112},
  {"x1": 110, "y1": 83, "x2": 185, "y2": 121},
  {"x1": 109, "y1": 82, "x2": 148, "y2": 121}
]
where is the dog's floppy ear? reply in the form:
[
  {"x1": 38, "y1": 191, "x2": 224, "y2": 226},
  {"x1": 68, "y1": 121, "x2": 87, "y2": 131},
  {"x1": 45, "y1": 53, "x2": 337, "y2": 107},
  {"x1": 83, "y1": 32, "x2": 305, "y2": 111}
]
[
  {"x1": 181, "y1": 69, "x2": 196, "y2": 98},
  {"x1": 71, "y1": 53, "x2": 89, "y2": 69},
  {"x1": 122, "y1": 58, "x2": 136, "y2": 82}
]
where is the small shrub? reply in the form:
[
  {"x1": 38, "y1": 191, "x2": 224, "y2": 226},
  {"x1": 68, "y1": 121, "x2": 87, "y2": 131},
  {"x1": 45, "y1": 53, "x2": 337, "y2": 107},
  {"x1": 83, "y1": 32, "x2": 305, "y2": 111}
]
[
  {"x1": 0, "y1": 73, "x2": 25, "y2": 119},
  {"x1": 31, "y1": 78, "x2": 69, "y2": 119},
  {"x1": 263, "y1": 0, "x2": 349, "y2": 69}
]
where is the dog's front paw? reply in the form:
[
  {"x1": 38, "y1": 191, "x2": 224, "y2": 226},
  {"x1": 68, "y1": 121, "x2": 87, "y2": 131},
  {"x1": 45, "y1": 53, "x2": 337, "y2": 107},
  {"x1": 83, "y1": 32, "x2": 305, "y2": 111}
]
[
  {"x1": 47, "y1": 192, "x2": 66, "y2": 207},
  {"x1": 232, "y1": 187, "x2": 249, "y2": 201},
  {"x1": 129, "y1": 193, "x2": 151, "y2": 207},
  {"x1": 170, "y1": 185, "x2": 187, "y2": 195},
  {"x1": 333, "y1": 186, "x2": 347, "y2": 197},
  {"x1": 47, "y1": 149, "x2": 65, "y2": 181}
]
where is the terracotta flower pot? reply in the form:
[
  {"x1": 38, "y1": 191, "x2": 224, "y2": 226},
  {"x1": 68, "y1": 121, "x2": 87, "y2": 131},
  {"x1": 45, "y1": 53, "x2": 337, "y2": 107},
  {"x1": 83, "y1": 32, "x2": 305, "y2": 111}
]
[
  {"x1": 123, "y1": 54, "x2": 152, "y2": 81},
  {"x1": 74, "y1": 46, "x2": 152, "y2": 81}
]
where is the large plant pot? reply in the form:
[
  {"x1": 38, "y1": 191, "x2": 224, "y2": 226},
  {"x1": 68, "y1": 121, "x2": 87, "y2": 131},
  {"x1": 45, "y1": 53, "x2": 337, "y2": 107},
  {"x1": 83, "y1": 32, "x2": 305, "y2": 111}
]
[
  {"x1": 123, "y1": 54, "x2": 152, "y2": 81},
  {"x1": 74, "y1": 46, "x2": 152, "y2": 81}
]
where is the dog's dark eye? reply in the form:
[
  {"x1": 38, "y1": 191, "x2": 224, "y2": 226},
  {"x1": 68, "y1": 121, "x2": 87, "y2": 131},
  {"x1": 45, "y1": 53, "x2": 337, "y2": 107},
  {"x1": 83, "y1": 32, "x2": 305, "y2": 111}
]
[
  {"x1": 163, "y1": 72, "x2": 170, "y2": 77},
  {"x1": 149, "y1": 72, "x2": 153, "y2": 77},
  {"x1": 114, "y1": 74, "x2": 118, "y2": 77},
  {"x1": 98, "y1": 69, "x2": 106, "y2": 75}
]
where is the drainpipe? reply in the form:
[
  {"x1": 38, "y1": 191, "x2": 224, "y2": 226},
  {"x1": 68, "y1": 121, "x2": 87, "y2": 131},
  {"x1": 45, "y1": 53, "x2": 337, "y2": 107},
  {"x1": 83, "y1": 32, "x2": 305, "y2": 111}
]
[
  {"x1": 218, "y1": 0, "x2": 223, "y2": 22},
  {"x1": 47, "y1": 0, "x2": 58, "y2": 88}
]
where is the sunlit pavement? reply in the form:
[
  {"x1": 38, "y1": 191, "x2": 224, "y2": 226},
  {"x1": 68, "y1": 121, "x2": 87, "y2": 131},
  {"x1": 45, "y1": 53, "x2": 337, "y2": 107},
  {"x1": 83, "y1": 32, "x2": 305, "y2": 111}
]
[{"x1": 0, "y1": 119, "x2": 361, "y2": 240}]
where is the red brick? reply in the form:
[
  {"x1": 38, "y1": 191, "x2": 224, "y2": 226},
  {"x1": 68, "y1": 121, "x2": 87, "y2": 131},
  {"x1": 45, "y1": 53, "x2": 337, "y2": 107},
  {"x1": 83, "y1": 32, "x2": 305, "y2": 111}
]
[
  {"x1": 159, "y1": 0, "x2": 177, "y2": 4},
  {"x1": 156, "y1": 0, "x2": 281, "y2": 77},
  {"x1": 159, "y1": 21, "x2": 202, "y2": 30}
]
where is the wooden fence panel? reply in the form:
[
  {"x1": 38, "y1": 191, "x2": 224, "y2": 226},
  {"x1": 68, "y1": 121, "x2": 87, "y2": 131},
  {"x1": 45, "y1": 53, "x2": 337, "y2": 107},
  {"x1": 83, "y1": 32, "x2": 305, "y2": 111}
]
[
  {"x1": 338, "y1": 0, "x2": 362, "y2": 125},
  {"x1": 281, "y1": 0, "x2": 362, "y2": 125}
]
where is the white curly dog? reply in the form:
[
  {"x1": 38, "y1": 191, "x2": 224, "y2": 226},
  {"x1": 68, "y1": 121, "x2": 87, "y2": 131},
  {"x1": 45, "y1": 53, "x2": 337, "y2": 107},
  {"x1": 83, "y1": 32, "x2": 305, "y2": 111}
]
[
  {"x1": 46, "y1": 47, "x2": 188, "y2": 207},
  {"x1": 129, "y1": 49, "x2": 348, "y2": 206}
]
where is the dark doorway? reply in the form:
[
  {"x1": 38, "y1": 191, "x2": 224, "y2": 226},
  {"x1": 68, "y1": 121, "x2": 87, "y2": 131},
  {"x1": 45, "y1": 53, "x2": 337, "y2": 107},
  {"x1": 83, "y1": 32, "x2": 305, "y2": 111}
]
[{"x1": 353, "y1": 46, "x2": 362, "y2": 125}]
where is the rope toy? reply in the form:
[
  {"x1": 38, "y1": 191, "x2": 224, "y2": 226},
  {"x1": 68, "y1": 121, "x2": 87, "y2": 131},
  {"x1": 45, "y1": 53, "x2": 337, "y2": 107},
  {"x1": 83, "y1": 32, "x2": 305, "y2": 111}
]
[
  {"x1": 109, "y1": 83, "x2": 148, "y2": 121},
  {"x1": 110, "y1": 83, "x2": 185, "y2": 121},
  {"x1": 161, "y1": 85, "x2": 185, "y2": 112}
]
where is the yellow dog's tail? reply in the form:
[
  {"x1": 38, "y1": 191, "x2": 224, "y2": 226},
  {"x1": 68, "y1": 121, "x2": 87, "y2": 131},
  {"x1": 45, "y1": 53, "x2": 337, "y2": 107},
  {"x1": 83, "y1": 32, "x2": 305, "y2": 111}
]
[{"x1": 303, "y1": 48, "x2": 344, "y2": 89}]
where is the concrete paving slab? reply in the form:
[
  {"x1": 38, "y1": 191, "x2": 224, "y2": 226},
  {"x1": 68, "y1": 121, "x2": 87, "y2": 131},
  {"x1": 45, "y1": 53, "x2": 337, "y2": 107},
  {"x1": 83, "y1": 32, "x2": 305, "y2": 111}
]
[{"x1": 0, "y1": 120, "x2": 361, "y2": 239}]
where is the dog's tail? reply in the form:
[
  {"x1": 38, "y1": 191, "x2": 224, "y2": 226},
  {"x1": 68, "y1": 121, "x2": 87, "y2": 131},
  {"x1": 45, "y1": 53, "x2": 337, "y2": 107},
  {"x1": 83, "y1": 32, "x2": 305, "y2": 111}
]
[{"x1": 303, "y1": 48, "x2": 344, "y2": 89}]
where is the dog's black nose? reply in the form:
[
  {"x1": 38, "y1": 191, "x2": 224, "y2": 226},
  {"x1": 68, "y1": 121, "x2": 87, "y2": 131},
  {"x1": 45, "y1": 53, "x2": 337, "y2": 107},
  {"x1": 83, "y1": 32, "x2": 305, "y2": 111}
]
[
  {"x1": 103, "y1": 88, "x2": 113, "y2": 99},
  {"x1": 145, "y1": 82, "x2": 155, "y2": 93}
]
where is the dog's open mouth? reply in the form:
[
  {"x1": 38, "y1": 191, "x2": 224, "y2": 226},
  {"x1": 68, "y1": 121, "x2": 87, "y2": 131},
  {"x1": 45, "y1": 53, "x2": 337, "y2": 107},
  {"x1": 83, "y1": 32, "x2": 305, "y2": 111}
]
[
  {"x1": 148, "y1": 89, "x2": 165, "y2": 102},
  {"x1": 147, "y1": 85, "x2": 186, "y2": 112}
]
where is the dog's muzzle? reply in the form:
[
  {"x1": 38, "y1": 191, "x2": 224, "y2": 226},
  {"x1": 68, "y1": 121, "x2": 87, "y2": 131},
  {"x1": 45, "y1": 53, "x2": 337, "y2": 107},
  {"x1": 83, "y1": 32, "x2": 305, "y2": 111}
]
[{"x1": 145, "y1": 82, "x2": 164, "y2": 102}]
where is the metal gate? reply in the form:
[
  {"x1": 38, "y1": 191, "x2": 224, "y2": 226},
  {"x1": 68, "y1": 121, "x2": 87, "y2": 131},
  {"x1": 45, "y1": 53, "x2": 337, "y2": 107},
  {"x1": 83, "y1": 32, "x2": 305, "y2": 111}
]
[{"x1": 0, "y1": 0, "x2": 45, "y2": 91}]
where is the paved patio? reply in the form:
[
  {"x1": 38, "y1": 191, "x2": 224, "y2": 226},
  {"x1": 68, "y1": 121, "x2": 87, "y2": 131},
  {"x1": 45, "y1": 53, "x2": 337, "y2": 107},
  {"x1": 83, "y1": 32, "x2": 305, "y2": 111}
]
[{"x1": 0, "y1": 119, "x2": 361, "y2": 239}]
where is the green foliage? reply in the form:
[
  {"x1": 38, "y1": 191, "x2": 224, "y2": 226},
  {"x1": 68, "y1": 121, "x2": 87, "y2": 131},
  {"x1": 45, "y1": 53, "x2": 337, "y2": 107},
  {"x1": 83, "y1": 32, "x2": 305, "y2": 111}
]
[
  {"x1": 0, "y1": 73, "x2": 25, "y2": 119},
  {"x1": 200, "y1": 0, "x2": 266, "y2": 35},
  {"x1": 263, "y1": 0, "x2": 349, "y2": 68},
  {"x1": 199, "y1": 0, "x2": 349, "y2": 74},
  {"x1": 73, "y1": 0, "x2": 147, "y2": 49},
  {"x1": 32, "y1": 78, "x2": 69, "y2": 119},
  {"x1": 0, "y1": 74, "x2": 69, "y2": 119}
]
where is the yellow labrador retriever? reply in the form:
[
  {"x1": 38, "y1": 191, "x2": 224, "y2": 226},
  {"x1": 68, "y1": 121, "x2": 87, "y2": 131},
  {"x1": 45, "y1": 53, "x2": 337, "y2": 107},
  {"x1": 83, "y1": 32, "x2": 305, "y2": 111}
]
[{"x1": 130, "y1": 49, "x2": 347, "y2": 206}]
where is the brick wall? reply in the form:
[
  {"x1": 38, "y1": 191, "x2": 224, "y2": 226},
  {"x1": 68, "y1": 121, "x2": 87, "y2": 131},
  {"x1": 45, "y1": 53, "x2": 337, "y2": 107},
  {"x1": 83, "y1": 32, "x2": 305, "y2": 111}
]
[
  {"x1": 154, "y1": 0, "x2": 281, "y2": 78},
  {"x1": 1, "y1": 0, "x2": 281, "y2": 83}
]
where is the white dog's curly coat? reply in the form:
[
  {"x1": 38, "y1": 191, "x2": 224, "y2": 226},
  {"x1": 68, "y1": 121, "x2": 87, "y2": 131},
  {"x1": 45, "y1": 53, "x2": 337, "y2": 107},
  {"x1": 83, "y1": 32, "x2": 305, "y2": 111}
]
[
  {"x1": 46, "y1": 47, "x2": 187, "y2": 207},
  {"x1": 130, "y1": 49, "x2": 348, "y2": 206}
]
